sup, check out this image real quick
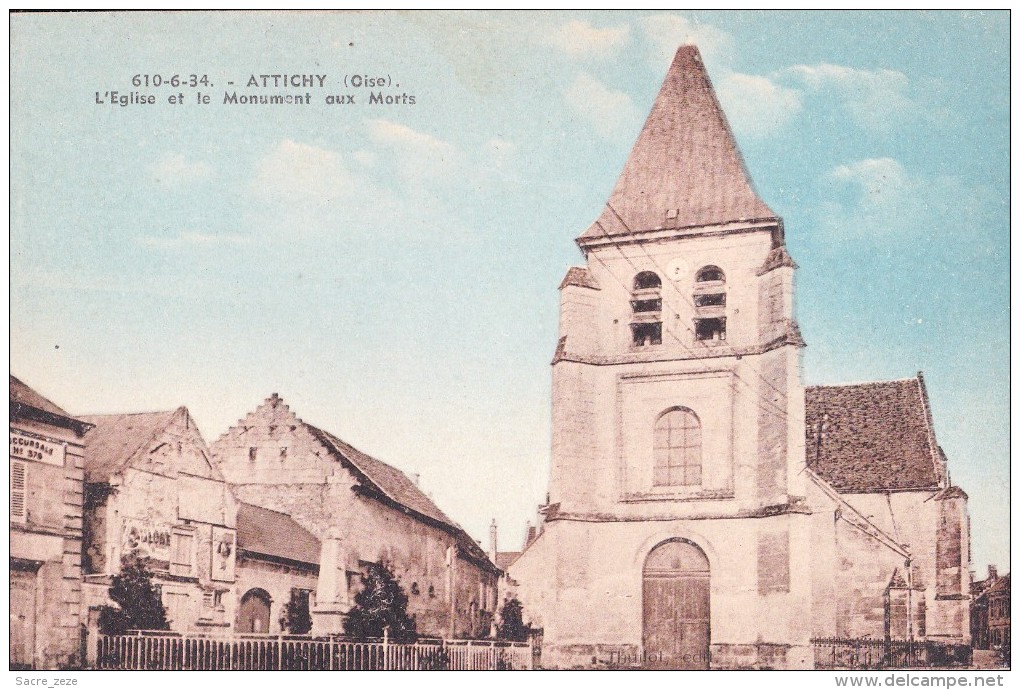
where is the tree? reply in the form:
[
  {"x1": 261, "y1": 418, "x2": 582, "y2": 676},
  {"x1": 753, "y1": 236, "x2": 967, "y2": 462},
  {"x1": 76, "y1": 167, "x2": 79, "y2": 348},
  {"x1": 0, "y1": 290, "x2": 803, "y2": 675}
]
[
  {"x1": 98, "y1": 550, "x2": 170, "y2": 634},
  {"x1": 280, "y1": 588, "x2": 313, "y2": 635},
  {"x1": 343, "y1": 562, "x2": 417, "y2": 642},
  {"x1": 496, "y1": 597, "x2": 529, "y2": 642}
]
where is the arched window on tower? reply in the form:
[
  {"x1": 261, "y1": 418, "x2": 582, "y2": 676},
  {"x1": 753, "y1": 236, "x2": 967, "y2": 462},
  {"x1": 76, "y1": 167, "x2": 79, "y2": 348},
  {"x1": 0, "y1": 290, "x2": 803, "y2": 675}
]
[
  {"x1": 634, "y1": 271, "x2": 662, "y2": 290},
  {"x1": 696, "y1": 266, "x2": 725, "y2": 283},
  {"x1": 653, "y1": 407, "x2": 702, "y2": 486},
  {"x1": 693, "y1": 266, "x2": 726, "y2": 342},
  {"x1": 631, "y1": 271, "x2": 663, "y2": 346}
]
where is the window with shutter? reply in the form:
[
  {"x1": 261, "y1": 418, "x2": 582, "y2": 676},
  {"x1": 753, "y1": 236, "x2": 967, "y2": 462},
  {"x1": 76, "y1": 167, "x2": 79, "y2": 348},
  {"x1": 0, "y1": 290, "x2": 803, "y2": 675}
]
[
  {"x1": 10, "y1": 460, "x2": 27, "y2": 524},
  {"x1": 171, "y1": 531, "x2": 195, "y2": 576}
]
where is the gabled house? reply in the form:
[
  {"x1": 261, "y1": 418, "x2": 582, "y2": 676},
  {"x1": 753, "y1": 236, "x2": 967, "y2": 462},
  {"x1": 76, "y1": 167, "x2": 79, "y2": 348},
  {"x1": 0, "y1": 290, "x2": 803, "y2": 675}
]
[
  {"x1": 79, "y1": 407, "x2": 238, "y2": 633},
  {"x1": 211, "y1": 393, "x2": 500, "y2": 639},
  {"x1": 234, "y1": 501, "x2": 320, "y2": 634},
  {"x1": 971, "y1": 567, "x2": 1010, "y2": 651},
  {"x1": 10, "y1": 375, "x2": 93, "y2": 669}
]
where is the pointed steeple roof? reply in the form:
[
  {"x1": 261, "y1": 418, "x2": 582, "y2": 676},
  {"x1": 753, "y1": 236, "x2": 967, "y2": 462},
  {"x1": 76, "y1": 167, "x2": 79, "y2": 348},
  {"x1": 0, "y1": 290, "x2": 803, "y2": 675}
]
[{"x1": 580, "y1": 45, "x2": 776, "y2": 242}]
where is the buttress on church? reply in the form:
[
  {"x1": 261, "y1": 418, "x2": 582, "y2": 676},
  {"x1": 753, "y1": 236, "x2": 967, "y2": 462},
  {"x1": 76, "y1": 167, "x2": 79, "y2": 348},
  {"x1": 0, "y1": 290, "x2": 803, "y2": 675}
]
[{"x1": 508, "y1": 45, "x2": 970, "y2": 670}]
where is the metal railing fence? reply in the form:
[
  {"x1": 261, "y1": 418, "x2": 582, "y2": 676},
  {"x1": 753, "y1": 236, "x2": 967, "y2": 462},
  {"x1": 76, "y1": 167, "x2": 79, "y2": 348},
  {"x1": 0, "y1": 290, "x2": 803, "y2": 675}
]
[
  {"x1": 95, "y1": 631, "x2": 532, "y2": 670},
  {"x1": 812, "y1": 637, "x2": 972, "y2": 670}
]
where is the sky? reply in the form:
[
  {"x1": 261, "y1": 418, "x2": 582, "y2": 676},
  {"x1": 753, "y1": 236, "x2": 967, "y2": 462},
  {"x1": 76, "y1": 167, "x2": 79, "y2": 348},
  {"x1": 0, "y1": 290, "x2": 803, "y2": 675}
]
[{"x1": 9, "y1": 11, "x2": 1010, "y2": 572}]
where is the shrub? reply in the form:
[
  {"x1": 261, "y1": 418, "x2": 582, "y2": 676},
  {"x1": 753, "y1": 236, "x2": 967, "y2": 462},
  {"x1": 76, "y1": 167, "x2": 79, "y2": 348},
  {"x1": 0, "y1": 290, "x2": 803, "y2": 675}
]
[
  {"x1": 496, "y1": 597, "x2": 529, "y2": 642},
  {"x1": 97, "y1": 550, "x2": 169, "y2": 634},
  {"x1": 343, "y1": 562, "x2": 417, "y2": 642}
]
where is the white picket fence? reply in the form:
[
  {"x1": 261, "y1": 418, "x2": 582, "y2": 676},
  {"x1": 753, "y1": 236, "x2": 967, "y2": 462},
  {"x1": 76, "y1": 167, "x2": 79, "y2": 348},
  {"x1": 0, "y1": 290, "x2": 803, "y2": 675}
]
[{"x1": 95, "y1": 632, "x2": 533, "y2": 670}]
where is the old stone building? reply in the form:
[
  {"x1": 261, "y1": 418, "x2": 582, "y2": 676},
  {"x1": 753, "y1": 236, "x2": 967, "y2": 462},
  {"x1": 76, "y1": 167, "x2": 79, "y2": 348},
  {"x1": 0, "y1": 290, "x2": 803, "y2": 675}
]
[
  {"x1": 79, "y1": 407, "x2": 239, "y2": 634},
  {"x1": 210, "y1": 394, "x2": 500, "y2": 639},
  {"x1": 508, "y1": 45, "x2": 970, "y2": 669},
  {"x1": 10, "y1": 376, "x2": 93, "y2": 669},
  {"x1": 804, "y1": 377, "x2": 970, "y2": 645},
  {"x1": 971, "y1": 567, "x2": 1010, "y2": 651},
  {"x1": 234, "y1": 501, "x2": 320, "y2": 634}
]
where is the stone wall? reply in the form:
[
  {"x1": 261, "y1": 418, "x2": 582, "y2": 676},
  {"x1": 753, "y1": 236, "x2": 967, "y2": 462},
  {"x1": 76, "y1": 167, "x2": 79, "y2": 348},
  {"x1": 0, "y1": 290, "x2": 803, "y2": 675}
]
[
  {"x1": 83, "y1": 409, "x2": 238, "y2": 634},
  {"x1": 235, "y1": 557, "x2": 318, "y2": 634},
  {"x1": 510, "y1": 514, "x2": 815, "y2": 669},
  {"x1": 10, "y1": 417, "x2": 86, "y2": 669},
  {"x1": 212, "y1": 395, "x2": 497, "y2": 639},
  {"x1": 839, "y1": 490, "x2": 971, "y2": 642}
]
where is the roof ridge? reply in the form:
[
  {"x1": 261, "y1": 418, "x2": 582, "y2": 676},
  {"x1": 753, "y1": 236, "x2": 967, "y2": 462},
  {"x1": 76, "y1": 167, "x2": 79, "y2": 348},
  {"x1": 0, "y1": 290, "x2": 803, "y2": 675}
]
[
  {"x1": 238, "y1": 500, "x2": 295, "y2": 518},
  {"x1": 79, "y1": 409, "x2": 179, "y2": 418},
  {"x1": 82, "y1": 408, "x2": 183, "y2": 479},
  {"x1": 805, "y1": 376, "x2": 920, "y2": 389},
  {"x1": 309, "y1": 424, "x2": 423, "y2": 501},
  {"x1": 913, "y1": 372, "x2": 945, "y2": 487},
  {"x1": 306, "y1": 423, "x2": 477, "y2": 538}
]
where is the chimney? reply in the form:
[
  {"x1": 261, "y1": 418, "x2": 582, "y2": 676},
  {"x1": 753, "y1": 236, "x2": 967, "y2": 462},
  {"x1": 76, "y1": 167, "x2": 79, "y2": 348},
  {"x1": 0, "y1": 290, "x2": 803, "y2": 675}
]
[
  {"x1": 989, "y1": 565, "x2": 998, "y2": 581},
  {"x1": 489, "y1": 519, "x2": 498, "y2": 561}
]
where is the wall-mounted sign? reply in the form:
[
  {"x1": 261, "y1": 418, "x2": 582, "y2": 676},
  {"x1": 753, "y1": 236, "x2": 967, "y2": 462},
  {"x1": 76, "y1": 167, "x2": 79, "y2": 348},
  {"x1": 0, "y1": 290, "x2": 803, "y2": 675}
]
[
  {"x1": 122, "y1": 518, "x2": 172, "y2": 569},
  {"x1": 9, "y1": 430, "x2": 65, "y2": 466},
  {"x1": 211, "y1": 526, "x2": 236, "y2": 582}
]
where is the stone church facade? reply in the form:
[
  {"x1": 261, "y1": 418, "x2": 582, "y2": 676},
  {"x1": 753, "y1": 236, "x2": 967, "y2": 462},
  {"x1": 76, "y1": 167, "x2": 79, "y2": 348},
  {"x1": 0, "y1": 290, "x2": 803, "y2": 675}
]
[{"x1": 508, "y1": 46, "x2": 970, "y2": 669}]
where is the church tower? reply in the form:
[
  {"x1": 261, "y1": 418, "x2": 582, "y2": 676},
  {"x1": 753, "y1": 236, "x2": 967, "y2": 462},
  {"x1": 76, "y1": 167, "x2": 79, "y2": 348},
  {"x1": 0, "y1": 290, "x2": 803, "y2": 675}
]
[
  {"x1": 551, "y1": 45, "x2": 806, "y2": 514},
  {"x1": 511, "y1": 45, "x2": 813, "y2": 669}
]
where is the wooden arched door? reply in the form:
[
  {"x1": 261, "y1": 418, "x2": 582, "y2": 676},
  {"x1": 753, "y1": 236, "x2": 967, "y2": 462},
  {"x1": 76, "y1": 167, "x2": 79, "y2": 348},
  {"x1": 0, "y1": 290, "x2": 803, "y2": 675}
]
[
  {"x1": 642, "y1": 539, "x2": 710, "y2": 669},
  {"x1": 237, "y1": 588, "x2": 272, "y2": 633}
]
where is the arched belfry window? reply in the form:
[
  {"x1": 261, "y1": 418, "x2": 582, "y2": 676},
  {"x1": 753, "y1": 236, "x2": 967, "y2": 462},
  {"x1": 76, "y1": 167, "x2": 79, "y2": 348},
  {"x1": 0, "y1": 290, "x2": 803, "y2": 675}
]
[
  {"x1": 653, "y1": 407, "x2": 702, "y2": 486},
  {"x1": 694, "y1": 266, "x2": 726, "y2": 342},
  {"x1": 696, "y1": 266, "x2": 725, "y2": 283},
  {"x1": 631, "y1": 271, "x2": 662, "y2": 346},
  {"x1": 634, "y1": 271, "x2": 662, "y2": 290}
]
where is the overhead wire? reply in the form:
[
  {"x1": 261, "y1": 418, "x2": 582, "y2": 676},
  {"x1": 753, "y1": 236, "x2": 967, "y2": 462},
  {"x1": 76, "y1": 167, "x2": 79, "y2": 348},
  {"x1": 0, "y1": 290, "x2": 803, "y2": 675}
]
[
  {"x1": 577, "y1": 205, "x2": 808, "y2": 428},
  {"x1": 603, "y1": 202, "x2": 808, "y2": 426}
]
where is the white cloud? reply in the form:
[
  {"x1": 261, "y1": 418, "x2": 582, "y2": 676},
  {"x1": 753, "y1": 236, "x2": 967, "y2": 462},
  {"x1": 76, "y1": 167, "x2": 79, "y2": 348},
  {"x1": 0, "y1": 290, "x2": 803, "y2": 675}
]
[
  {"x1": 564, "y1": 73, "x2": 641, "y2": 141},
  {"x1": 546, "y1": 19, "x2": 629, "y2": 58},
  {"x1": 818, "y1": 157, "x2": 1000, "y2": 244},
  {"x1": 782, "y1": 63, "x2": 915, "y2": 130},
  {"x1": 137, "y1": 231, "x2": 248, "y2": 250},
  {"x1": 639, "y1": 14, "x2": 734, "y2": 69},
  {"x1": 352, "y1": 149, "x2": 377, "y2": 167},
  {"x1": 253, "y1": 139, "x2": 353, "y2": 202},
  {"x1": 482, "y1": 137, "x2": 515, "y2": 169},
  {"x1": 151, "y1": 153, "x2": 212, "y2": 186},
  {"x1": 828, "y1": 157, "x2": 909, "y2": 200},
  {"x1": 244, "y1": 125, "x2": 492, "y2": 243},
  {"x1": 367, "y1": 119, "x2": 463, "y2": 182},
  {"x1": 716, "y1": 72, "x2": 803, "y2": 138}
]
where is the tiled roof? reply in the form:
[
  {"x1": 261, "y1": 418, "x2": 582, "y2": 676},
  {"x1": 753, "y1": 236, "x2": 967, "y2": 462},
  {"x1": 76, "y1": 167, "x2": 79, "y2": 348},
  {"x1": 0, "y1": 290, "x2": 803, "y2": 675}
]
[
  {"x1": 495, "y1": 551, "x2": 520, "y2": 570},
  {"x1": 579, "y1": 45, "x2": 775, "y2": 241},
  {"x1": 10, "y1": 375, "x2": 73, "y2": 418},
  {"x1": 309, "y1": 425, "x2": 458, "y2": 528},
  {"x1": 79, "y1": 410, "x2": 179, "y2": 482},
  {"x1": 805, "y1": 376, "x2": 942, "y2": 493},
  {"x1": 237, "y1": 502, "x2": 320, "y2": 566},
  {"x1": 306, "y1": 424, "x2": 497, "y2": 572},
  {"x1": 558, "y1": 266, "x2": 599, "y2": 290},
  {"x1": 985, "y1": 573, "x2": 1010, "y2": 596},
  {"x1": 10, "y1": 375, "x2": 91, "y2": 434}
]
